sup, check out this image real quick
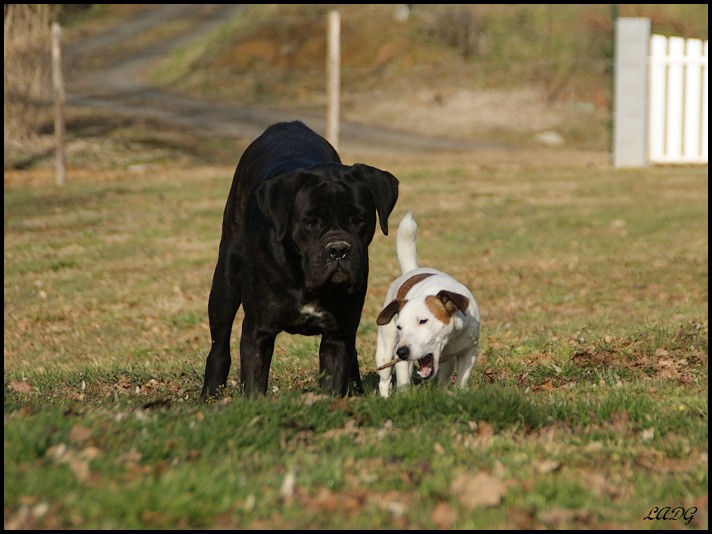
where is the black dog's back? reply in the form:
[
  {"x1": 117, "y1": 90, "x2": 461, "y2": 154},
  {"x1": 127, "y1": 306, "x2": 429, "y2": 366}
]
[
  {"x1": 253, "y1": 121, "x2": 341, "y2": 167},
  {"x1": 237, "y1": 121, "x2": 340, "y2": 187},
  {"x1": 223, "y1": 121, "x2": 340, "y2": 237}
]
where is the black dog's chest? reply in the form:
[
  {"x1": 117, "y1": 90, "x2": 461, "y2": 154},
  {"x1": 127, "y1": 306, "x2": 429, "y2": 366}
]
[{"x1": 283, "y1": 301, "x2": 336, "y2": 335}]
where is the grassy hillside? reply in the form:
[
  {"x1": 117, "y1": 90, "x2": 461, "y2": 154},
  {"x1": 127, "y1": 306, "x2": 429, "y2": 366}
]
[
  {"x1": 5, "y1": 4, "x2": 707, "y2": 167},
  {"x1": 146, "y1": 4, "x2": 708, "y2": 104},
  {"x1": 140, "y1": 4, "x2": 707, "y2": 149}
]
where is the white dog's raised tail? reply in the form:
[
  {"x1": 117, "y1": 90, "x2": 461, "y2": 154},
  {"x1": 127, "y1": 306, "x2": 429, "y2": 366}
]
[{"x1": 396, "y1": 211, "x2": 419, "y2": 274}]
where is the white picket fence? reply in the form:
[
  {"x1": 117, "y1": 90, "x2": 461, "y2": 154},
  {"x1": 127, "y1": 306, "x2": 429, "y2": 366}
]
[{"x1": 648, "y1": 34, "x2": 708, "y2": 164}]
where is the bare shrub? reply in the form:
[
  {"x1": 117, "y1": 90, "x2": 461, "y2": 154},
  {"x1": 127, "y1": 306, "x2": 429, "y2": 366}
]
[
  {"x1": 427, "y1": 5, "x2": 489, "y2": 60},
  {"x1": 4, "y1": 5, "x2": 57, "y2": 141}
]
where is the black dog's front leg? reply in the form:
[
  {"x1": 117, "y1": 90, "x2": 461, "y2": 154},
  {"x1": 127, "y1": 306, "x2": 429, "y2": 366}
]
[
  {"x1": 239, "y1": 317, "x2": 277, "y2": 396},
  {"x1": 349, "y1": 345, "x2": 365, "y2": 396},
  {"x1": 201, "y1": 255, "x2": 241, "y2": 401},
  {"x1": 319, "y1": 335, "x2": 357, "y2": 396}
]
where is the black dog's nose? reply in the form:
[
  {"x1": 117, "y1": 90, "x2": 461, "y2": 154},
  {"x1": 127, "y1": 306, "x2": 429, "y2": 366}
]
[
  {"x1": 396, "y1": 346, "x2": 410, "y2": 360},
  {"x1": 326, "y1": 240, "x2": 351, "y2": 260}
]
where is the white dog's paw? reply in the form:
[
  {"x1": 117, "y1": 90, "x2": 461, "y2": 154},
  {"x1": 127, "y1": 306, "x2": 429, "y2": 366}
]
[{"x1": 378, "y1": 380, "x2": 392, "y2": 398}]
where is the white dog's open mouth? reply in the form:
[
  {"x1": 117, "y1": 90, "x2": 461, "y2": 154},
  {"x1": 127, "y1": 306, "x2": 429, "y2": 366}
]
[{"x1": 416, "y1": 353, "x2": 435, "y2": 380}]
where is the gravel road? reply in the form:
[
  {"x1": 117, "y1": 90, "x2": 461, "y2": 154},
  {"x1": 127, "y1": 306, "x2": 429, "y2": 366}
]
[{"x1": 63, "y1": 4, "x2": 489, "y2": 157}]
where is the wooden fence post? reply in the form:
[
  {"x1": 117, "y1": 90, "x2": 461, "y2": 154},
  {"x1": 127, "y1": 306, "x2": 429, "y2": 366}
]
[
  {"x1": 326, "y1": 10, "x2": 340, "y2": 151},
  {"x1": 51, "y1": 21, "x2": 67, "y2": 186}
]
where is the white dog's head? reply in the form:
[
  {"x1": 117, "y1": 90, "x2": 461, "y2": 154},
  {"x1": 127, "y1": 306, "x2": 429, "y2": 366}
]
[{"x1": 376, "y1": 290, "x2": 469, "y2": 380}]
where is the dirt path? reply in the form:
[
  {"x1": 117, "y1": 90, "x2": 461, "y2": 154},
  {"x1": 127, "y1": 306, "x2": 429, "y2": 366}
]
[{"x1": 63, "y1": 4, "x2": 489, "y2": 157}]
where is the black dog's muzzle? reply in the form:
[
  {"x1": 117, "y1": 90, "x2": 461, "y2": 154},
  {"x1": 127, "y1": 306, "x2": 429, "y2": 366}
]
[{"x1": 325, "y1": 240, "x2": 351, "y2": 261}]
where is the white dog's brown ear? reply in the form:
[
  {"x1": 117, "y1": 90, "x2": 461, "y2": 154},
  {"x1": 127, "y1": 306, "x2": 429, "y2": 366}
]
[
  {"x1": 376, "y1": 299, "x2": 404, "y2": 325},
  {"x1": 436, "y1": 290, "x2": 469, "y2": 316}
]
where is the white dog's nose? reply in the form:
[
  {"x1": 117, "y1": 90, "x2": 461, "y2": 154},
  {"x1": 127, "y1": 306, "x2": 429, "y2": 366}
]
[{"x1": 396, "y1": 346, "x2": 410, "y2": 360}]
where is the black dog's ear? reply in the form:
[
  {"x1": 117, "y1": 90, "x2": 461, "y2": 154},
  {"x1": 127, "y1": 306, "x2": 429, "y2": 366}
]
[
  {"x1": 352, "y1": 163, "x2": 399, "y2": 235},
  {"x1": 255, "y1": 170, "x2": 308, "y2": 241},
  {"x1": 376, "y1": 299, "x2": 406, "y2": 325},
  {"x1": 436, "y1": 290, "x2": 470, "y2": 316}
]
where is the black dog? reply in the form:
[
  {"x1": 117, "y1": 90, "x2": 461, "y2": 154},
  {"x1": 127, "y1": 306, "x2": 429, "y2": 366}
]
[{"x1": 201, "y1": 121, "x2": 399, "y2": 399}]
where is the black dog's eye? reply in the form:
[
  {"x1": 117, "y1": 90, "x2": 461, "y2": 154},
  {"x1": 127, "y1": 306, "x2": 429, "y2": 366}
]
[
  {"x1": 350, "y1": 213, "x2": 366, "y2": 225},
  {"x1": 419, "y1": 319, "x2": 428, "y2": 325},
  {"x1": 304, "y1": 216, "x2": 319, "y2": 229}
]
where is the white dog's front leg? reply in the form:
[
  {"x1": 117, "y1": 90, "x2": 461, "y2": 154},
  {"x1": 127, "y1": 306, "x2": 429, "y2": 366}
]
[
  {"x1": 454, "y1": 350, "x2": 478, "y2": 389},
  {"x1": 394, "y1": 360, "x2": 413, "y2": 390},
  {"x1": 436, "y1": 357, "x2": 456, "y2": 386},
  {"x1": 375, "y1": 325, "x2": 397, "y2": 398}
]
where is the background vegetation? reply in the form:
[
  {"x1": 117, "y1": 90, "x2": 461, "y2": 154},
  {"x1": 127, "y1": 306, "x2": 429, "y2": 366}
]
[{"x1": 4, "y1": 4, "x2": 709, "y2": 162}]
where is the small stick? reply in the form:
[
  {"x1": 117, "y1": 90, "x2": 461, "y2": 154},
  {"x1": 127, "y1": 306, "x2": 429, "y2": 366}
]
[{"x1": 376, "y1": 359, "x2": 400, "y2": 371}]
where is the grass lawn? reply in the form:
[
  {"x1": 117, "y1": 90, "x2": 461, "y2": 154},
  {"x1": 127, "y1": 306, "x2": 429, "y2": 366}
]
[{"x1": 4, "y1": 159, "x2": 708, "y2": 529}]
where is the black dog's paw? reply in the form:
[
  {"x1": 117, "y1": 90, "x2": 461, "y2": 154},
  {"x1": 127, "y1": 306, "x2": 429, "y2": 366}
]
[
  {"x1": 200, "y1": 383, "x2": 229, "y2": 403},
  {"x1": 349, "y1": 379, "x2": 365, "y2": 396}
]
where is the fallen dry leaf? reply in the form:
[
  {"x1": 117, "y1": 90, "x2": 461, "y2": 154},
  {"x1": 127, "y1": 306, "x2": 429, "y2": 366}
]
[
  {"x1": 477, "y1": 420, "x2": 494, "y2": 438},
  {"x1": 432, "y1": 501, "x2": 458, "y2": 528},
  {"x1": 115, "y1": 376, "x2": 132, "y2": 390},
  {"x1": 640, "y1": 427, "x2": 655, "y2": 442},
  {"x1": 280, "y1": 469, "x2": 296, "y2": 502},
  {"x1": 69, "y1": 425, "x2": 92, "y2": 446},
  {"x1": 140, "y1": 378, "x2": 159, "y2": 393},
  {"x1": 302, "y1": 392, "x2": 328, "y2": 406},
  {"x1": 535, "y1": 460, "x2": 562, "y2": 474},
  {"x1": 46, "y1": 443, "x2": 92, "y2": 482},
  {"x1": 539, "y1": 506, "x2": 595, "y2": 528},
  {"x1": 531, "y1": 379, "x2": 556, "y2": 392},
  {"x1": 66, "y1": 456, "x2": 90, "y2": 482},
  {"x1": 79, "y1": 446, "x2": 101, "y2": 461},
  {"x1": 610, "y1": 410, "x2": 630, "y2": 432},
  {"x1": 46, "y1": 443, "x2": 68, "y2": 462},
  {"x1": 9, "y1": 380, "x2": 33, "y2": 393},
  {"x1": 584, "y1": 471, "x2": 623, "y2": 500},
  {"x1": 451, "y1": 471, "x2": 507, "y2": 509}
]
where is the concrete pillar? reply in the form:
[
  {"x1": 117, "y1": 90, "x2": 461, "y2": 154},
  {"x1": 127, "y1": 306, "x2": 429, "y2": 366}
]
[{"x1": 613, "y1": 18, "x2": 651, "y2": 168}]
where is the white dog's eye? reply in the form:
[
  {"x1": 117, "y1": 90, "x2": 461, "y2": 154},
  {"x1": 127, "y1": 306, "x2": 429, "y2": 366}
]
[
  {"x1": 396, "y1": 325, "x2": 402, "y2": 331},
  {"x1": 419, "y1": 318, "x2": 428, "y2": 325}
]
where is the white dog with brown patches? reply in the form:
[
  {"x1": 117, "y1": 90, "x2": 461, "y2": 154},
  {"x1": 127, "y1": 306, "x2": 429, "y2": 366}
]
[{"x1": 375, "y1": 211, "x2": 480, "y2": 398}]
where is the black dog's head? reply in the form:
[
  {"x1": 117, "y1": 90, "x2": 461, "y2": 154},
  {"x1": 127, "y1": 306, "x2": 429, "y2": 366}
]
[{"x1": 256, "y1": 163, "x2": 398, "y2": 293}]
